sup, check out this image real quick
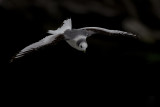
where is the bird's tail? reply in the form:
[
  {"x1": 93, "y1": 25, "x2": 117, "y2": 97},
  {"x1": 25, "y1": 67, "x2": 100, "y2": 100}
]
[{"x1": 48, "y1": 18, "x2": 72, "y2": 35}]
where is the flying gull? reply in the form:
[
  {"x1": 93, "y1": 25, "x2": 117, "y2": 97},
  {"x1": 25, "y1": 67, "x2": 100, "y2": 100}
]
[{"x1": 11, "y1": 18, "x2": 136, "y2": 61}]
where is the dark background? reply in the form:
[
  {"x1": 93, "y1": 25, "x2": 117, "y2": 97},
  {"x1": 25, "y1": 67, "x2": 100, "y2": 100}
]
[
  {"x1": 1, "y1": 0, "x2": 160, "y2": 105},
  {"x1": 1, "y1": 0, "x2": 160, "y2": 66}
]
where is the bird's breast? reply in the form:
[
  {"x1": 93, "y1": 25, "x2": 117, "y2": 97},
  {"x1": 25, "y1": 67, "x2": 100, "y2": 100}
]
[{"x1": 66, "y1": 40, "x2": 78, "y2": 49}]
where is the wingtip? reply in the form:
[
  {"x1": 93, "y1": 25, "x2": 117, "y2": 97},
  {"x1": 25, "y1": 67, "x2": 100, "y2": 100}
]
[
  {"x1": 9, "y1": 56, "x2": 17, "y2": 63},
  {"x1": 9, "y1": 59, "x2": 13, "y2": 63},
  {"x1": 9, "y1": 55, "x2": 19, "y2": 63},
  {"x1": 129, "y1": 32, "x2": 137, "y2": 38}
]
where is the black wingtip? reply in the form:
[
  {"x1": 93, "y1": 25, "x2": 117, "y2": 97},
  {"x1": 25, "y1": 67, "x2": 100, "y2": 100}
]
[
  {"x1": 9, "y1": 56, "x2": 16, "y2": 63},
  {"x1": 9, "y1": 55, "x2": 18, "y2": 63},
  {"x1": 9, "y1": 51, "x2": 24, "y2": 63}
]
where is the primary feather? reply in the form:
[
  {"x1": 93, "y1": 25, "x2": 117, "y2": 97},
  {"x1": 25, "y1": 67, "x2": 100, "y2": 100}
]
[
  {"x1": 79, "y1": 27, "x2": 136, "y2": 37},
  {"x1": 13, "y1": 34, "x2": 61, "y2": 59}
]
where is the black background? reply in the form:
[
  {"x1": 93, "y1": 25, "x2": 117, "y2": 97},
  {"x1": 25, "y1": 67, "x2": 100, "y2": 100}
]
[{"x1": 1, "y1": 0, "x2": 160, "y2": 105}]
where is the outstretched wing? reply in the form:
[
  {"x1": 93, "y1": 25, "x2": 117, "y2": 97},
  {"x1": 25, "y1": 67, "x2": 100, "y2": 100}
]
[
  {"x1": 11, "y1": 18, "x2": 71, "y2": 62},
  {"x1": 79, "y1": 27, "x2": 136, "y2": 38},
  {"x1": 11, "y1": 34, "x2": 64, "y2": 61}
]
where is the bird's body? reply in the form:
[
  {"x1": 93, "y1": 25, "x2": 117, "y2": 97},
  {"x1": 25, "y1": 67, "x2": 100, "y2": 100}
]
[
  {"x1": 64, "y1": 29, "x2": 90, "y2": 51},
  {"x1": 11, "y1": 18, "x2": 136, "y2": 61},
  {"x1": 66, "y1": 35, "x2": 87, "y2": 51}
]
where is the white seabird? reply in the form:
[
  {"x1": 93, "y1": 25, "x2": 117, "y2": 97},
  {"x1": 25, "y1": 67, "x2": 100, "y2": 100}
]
[{"x1": 11, "y1": 18, "x2": 136, "y2": 61}]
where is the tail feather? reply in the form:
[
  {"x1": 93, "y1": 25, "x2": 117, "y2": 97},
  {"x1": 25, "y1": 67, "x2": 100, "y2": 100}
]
[{"x1": 48, "y1": 18, "x2": 72, "y2": 35}]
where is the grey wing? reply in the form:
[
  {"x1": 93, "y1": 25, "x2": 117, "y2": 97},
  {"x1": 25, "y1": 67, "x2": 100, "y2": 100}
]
[
  {"x1": 79, "y1": 27, "x2": 136, "y2": 38},
  {"x1": 11, "y1": 34, "x2": 64, "y2": 61}
]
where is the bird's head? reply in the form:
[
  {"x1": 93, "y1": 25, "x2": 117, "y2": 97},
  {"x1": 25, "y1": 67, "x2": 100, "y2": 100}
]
[{"x1": 78, "y1": 41, "x2": 88, "y2": 52}]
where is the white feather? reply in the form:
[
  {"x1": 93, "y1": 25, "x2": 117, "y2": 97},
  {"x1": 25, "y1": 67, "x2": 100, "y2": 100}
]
[
  {"x1": 48, "y1": 18, "x2": 72, "y2": 35},
  {"x1": 80, "y1": 27, "x2": 136, "y2": 37},
  {"x1": 12, "y1": 19, "x2": 72, "y2": 60},
  {"x1": 14, "y1": 34, "x2": 60, "y2": 59}
]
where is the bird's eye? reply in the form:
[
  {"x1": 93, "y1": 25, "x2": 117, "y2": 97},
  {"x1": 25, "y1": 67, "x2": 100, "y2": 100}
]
[{"x1": 80, "y1": 45, "x2": 83, "y2": 48}]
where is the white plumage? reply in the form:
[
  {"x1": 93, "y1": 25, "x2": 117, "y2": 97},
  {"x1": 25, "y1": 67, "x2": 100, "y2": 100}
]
[
  {"x1": 48, "y1": 19, "x2": 72, "y2": 35},
  {"x1": 11, "y1": 18, "x2": 136, "y2": 61}
]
